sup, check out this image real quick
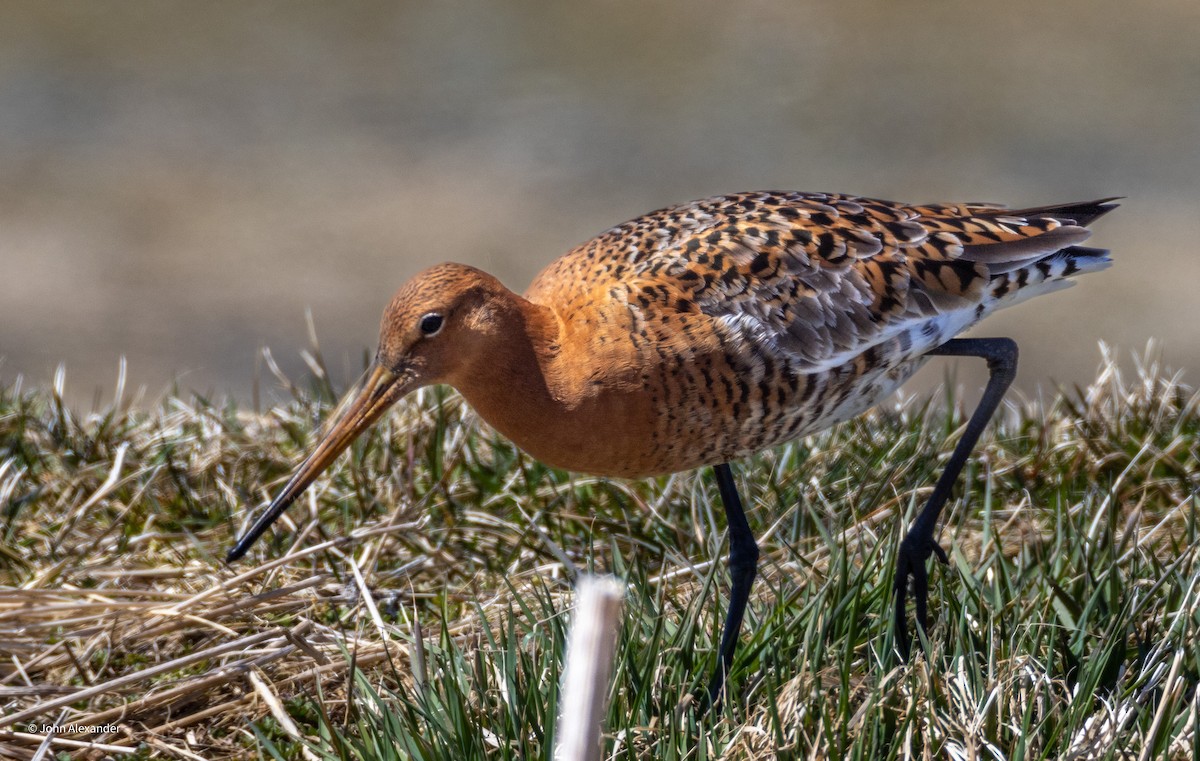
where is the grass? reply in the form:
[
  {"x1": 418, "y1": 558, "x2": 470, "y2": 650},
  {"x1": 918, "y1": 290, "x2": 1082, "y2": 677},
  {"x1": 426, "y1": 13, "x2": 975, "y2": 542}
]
[{"x1": 0, "y1": 343, "x2": 1198, "y2": 759}]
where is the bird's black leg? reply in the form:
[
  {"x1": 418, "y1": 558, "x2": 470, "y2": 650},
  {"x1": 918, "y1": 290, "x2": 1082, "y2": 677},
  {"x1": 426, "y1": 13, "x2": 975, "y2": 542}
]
[
  {"x1": 706, "y1": 462, "x2": 760, "y2": 707},
  {"x1": 894, "y1": 337, "x2": 1018, "y2": 661}
]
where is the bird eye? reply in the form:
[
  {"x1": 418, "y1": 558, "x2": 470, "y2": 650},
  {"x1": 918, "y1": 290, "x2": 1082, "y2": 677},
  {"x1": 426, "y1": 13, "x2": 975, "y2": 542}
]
[{"x1": 419, "y1": 313, "x2": 444, "y2": 336}]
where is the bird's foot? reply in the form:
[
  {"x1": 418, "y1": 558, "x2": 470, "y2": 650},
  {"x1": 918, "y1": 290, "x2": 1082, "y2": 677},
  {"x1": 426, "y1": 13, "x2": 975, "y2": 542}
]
[{"x1": 893, "y1": 533, "x2": 949, "y2": 662}]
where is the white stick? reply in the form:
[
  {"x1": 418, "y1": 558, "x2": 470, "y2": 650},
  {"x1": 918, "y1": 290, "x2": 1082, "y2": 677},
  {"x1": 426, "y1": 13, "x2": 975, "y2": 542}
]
[{"x1": 555, "y1": 576, "x2": 625, "y2": 761}]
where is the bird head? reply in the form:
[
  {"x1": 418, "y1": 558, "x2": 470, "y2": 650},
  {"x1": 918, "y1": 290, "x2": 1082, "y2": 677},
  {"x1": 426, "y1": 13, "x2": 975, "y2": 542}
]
[{"x1": 226, "y1": 262, "x2": 512, "y2": 561}]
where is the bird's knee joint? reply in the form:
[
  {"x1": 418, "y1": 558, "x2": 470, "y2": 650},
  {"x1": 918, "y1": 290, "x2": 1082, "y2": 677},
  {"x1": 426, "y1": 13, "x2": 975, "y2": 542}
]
[
  {"x1": 729, "y1": 545, "x2": 759, "y2": 577},
  {"x1": 988, "y1": 339, "x2": 1019, "y2": 373}
]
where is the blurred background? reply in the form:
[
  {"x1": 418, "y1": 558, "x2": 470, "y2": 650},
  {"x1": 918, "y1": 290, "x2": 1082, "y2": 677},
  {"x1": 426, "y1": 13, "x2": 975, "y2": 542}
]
[{"x1": 1, "y1": 1, "x2": 1196, "y2": 409}]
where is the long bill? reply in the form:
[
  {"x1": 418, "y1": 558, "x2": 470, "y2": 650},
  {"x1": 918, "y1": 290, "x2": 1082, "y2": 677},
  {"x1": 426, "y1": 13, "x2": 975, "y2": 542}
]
[{"x1": 226, "y1": 364, "x2": 411, "y2": 562}]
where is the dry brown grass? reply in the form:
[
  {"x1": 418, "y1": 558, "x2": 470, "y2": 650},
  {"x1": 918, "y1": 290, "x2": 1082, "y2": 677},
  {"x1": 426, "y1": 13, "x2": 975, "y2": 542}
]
[{"x1": 0, "y1": 344, "x2": 1197, "y2": 758}]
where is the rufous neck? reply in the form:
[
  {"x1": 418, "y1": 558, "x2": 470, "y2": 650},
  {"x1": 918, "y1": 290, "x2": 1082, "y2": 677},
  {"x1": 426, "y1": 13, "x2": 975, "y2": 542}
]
[{"x1": 449, "y1": 294, "x2": 567, "y2": 442}]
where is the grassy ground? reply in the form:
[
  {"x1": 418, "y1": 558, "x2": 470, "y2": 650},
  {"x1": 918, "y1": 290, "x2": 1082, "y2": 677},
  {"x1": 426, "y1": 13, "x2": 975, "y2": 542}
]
[{"x1": 0, "y1": 345, "x2": 1197, "y2": 759}]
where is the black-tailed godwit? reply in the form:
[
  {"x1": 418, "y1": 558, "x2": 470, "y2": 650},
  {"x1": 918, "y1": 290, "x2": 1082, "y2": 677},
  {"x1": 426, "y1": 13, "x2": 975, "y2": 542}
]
[{"x1": 228, "y1": 191, "x2": 1117, "y2": 702}]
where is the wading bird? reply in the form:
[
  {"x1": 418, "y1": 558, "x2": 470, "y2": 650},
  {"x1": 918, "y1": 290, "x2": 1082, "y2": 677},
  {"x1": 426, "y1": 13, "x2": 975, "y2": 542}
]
[{"x1": 228, "y1": 191, "x2": 1116, "y2": 702}]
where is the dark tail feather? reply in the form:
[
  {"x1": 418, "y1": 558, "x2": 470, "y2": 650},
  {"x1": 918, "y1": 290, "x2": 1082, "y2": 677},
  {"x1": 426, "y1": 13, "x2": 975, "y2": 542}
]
[{"x1": 1006, "y1": 198, "x2": 1122, "y2": 227}]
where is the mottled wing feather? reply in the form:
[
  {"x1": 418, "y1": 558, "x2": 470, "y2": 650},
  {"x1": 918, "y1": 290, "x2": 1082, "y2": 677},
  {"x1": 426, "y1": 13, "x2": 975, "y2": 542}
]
[{"x1": 527, "y1": 191, "x2": 1107, "y2": 373}]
